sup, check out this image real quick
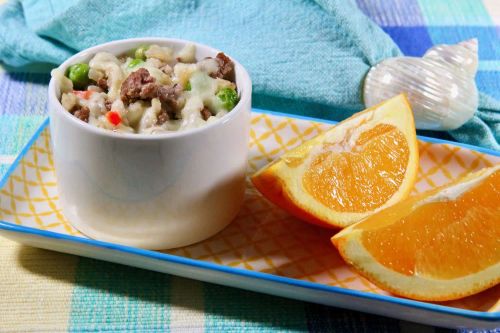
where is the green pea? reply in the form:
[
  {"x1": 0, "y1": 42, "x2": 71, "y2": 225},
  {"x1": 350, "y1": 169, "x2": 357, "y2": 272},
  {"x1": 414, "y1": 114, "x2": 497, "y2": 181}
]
[
  {"x1": 217, "y1": 87, "x2": 239, "y2": 110},
  {"x1": 66, "y1": 63, "x2": 90, "y2": 89},
  {"x1": 185, "y1": 81, "x2": 191, "y2": 91},
  {"x1": 128, "y1": 58, "x2": 144, "y2": 68},
  {"x1": 134, "y1": 45, "x2": 149, "y2": 60}
]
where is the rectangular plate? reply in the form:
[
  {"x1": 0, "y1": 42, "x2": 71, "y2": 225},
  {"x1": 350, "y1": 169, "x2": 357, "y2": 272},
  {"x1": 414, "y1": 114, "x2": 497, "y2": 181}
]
[{"x1": 0, "y1": 109, "x2": 499, "y2": 329}]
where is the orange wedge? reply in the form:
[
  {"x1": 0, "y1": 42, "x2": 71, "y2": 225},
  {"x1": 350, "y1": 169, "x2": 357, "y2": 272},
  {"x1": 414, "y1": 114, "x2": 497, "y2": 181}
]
[
  {"x1": 252, "y1": 94, "x2": 419, "y2": 228},
  {"x1": 332, "y1": 165, "x2": 500, "y2": 301}
]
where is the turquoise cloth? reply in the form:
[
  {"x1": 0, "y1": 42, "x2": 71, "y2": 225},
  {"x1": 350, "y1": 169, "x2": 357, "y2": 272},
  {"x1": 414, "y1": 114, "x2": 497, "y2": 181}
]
[
  {"x1": 0, "y1": 0, "x2": 498, "y2": 150},
  {"x1": 450, "y1": 93, "x2": 500, "y2": 151}
]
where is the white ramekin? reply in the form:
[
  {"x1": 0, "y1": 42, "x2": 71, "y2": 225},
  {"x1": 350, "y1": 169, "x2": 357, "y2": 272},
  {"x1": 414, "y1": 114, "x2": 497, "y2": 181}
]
[{"x1": 48, "y1": 38, "x2": 252, "y2": 250}]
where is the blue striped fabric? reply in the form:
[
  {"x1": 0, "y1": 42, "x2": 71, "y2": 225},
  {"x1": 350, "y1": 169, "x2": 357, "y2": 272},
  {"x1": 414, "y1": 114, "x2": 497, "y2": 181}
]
[
  {"x1": 69, "y1": 258, "x2": 171, "y2": 332},
  {"x1": 356, "y1": 0, "x2": 500, "y2": 102},
  {"x1": 203, "y1": 284, "x2": 308, "y2": 332},
  {"x1": 0, "y1": 72, "x2": 48, "y2": 157}
]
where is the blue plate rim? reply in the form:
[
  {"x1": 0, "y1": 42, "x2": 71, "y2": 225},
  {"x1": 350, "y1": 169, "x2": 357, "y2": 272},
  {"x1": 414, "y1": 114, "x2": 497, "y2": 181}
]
[{"x1": 0, "y1": 111, "x2": 498, "y2": 322}]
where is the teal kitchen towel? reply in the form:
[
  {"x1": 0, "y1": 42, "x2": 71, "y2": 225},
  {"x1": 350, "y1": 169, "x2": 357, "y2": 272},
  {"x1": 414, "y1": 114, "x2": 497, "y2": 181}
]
[
  {"x1": 450, "y1": 93, "x2": 500, "y2": 151},
  {"x1": 0, "y1": 0, "x2": 498, "y2": 150}
]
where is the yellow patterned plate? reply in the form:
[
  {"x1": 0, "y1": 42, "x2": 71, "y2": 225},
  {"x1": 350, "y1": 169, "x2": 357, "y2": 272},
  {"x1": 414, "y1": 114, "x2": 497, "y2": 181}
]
[{"x1": 0, "y1": 110, "x2": 499, "y2": 329}]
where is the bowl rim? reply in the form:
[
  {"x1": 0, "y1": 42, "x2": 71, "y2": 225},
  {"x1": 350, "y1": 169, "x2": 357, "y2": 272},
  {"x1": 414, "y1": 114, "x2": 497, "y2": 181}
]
[{"x1": 48, "y1": 37, "x2": 252, "y2": 141}]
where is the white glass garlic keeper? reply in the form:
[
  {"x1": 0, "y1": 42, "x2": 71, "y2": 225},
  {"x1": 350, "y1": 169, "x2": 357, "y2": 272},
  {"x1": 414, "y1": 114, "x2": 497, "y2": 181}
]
[{"x1": 364, "y1": 39, "x2": 478, "y2": 131}]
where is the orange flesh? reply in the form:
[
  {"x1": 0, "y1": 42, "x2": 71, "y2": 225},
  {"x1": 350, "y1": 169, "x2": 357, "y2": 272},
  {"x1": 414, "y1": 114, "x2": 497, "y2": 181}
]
[
  {"x1": 302, "y1": 125, "x2": 409, "y2": 213},
  {"x1": 361, "y1": 171, "x2": 500, "y2": 279}
]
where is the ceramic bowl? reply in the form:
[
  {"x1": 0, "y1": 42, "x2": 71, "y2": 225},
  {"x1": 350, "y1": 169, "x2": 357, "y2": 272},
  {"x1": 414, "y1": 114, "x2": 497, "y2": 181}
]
[{"x1": 48, "y1": 38, "x2": 252, "y2": 250}]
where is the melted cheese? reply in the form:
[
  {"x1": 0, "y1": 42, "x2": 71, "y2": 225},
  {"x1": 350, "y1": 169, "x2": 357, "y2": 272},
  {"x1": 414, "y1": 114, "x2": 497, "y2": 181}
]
[{"x1": 56, "y1": 44, "x2": 238, "y2": 134}]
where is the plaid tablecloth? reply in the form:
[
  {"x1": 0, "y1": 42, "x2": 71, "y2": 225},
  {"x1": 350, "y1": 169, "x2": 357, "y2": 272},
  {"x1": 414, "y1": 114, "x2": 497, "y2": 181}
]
[{"x1": 0, "y1": 0, "x2": 498, "y2": 332}]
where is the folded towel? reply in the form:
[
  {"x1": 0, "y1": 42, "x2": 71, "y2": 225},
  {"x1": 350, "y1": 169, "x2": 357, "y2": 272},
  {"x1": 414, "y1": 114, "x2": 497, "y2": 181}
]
[
  {"x1": 449, "y1": 93, "x2": 500, "y2": 151},
  {"x1": 0, "y1": 0, "x2": 498, "y2": 150}
]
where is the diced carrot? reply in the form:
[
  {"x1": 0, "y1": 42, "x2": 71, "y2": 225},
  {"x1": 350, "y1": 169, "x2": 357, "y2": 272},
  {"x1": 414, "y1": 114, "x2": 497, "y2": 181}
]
[
  {"x1": 73, "y1": 90, "x2": 94, "y2": 100},
  {"x1": 106, "y1": 111, "x2": 121, "y2": 126}
]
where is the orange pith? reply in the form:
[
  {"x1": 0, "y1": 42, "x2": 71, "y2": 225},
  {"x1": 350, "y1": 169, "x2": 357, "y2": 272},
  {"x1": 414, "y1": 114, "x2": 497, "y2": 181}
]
[
  {"x1": 303, "y1": 124, "x2": 409, "y2": 212},
  {"x1": 360, "y1": 171, "x2": 500, "y2": 279},
  {"x1": 251, "y1": 94, "x2": 419, "y2": 228},
  {"x1": 332, "y1": 166, "x2": 500, "y2": 301}
]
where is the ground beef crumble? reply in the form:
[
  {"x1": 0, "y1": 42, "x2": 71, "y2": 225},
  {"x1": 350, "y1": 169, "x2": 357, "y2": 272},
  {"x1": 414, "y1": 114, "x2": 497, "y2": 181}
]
[
  {"x1": 211, "y1": 52, "x2": 235, "y2": 82},
  {"x1": 70, "y1": 105, "x2": 90, "y2": 122},
  {"x1": 120, "y1": 68, "x2": 158, "y2": 104},
  {"x1": 200, "y1": 107, "x2": 212, "y2": 121},
  {"x1": 97, "y1": 78, "x2": 108, "y2": 92},
  {"x1": 156, "y1": 110, "x2": 169, "y2": 125},
  {"x1": 158, "y1": 84, "x2": 182, "y2": 119}
]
